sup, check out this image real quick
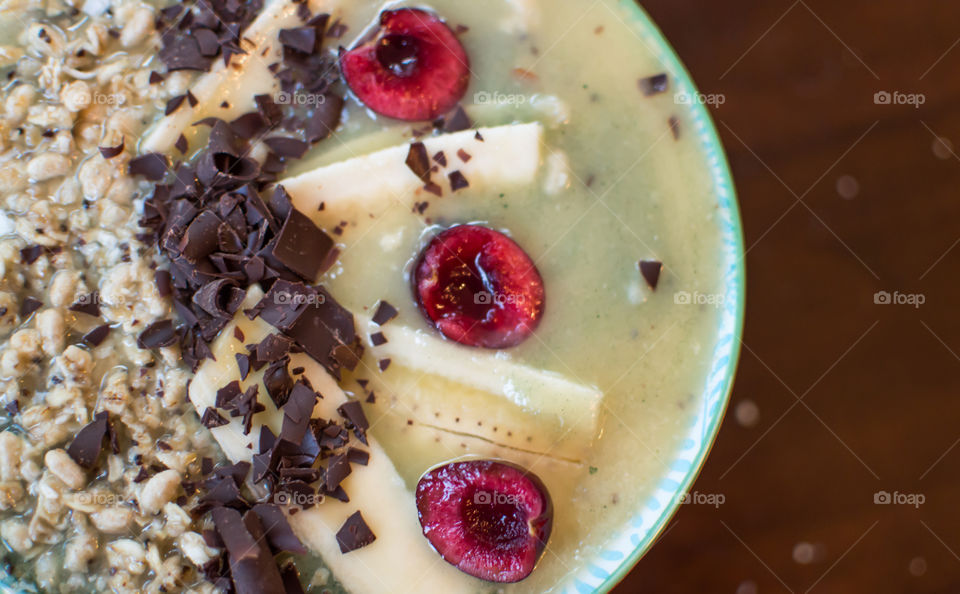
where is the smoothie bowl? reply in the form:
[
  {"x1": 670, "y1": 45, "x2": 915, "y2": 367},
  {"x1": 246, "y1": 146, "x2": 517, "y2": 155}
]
[{"x1": 0, "y1": 0, "x2": 742, "y2": 591}]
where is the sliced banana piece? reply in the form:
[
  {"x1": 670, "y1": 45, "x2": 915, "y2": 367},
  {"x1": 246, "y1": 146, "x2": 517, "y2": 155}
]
[
  {"x1": 189, "y1": 288, "x2": 479, "y2": 594},
  {"x1": 141, "y1": 0, "x2": 345, "y2": 154},
  {"x1": 278, "y1": 122, "x2": 544, "y2": 230},
  {"x1": 356, "y1": 315, "x2": 601, "y2": 460}
]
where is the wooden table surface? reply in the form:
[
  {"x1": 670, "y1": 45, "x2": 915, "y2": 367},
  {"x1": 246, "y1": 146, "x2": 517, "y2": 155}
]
[{"x1": 614, "y1": 1, "x2": 960, "y2": 592}]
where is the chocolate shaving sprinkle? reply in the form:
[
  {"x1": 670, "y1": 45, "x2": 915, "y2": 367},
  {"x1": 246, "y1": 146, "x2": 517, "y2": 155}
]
[
  {"x1": 20, "y1": 245, "x2": 45, "y2": 264},
  {"x1": 19, "y1": 297, "x2": 42, "y2": 318},
  {"x1": 405, "y1": 142, "x2": 431, "y2": 182},
  {"x1": 129, "y1": 153, "x2": 168, "y2": 181},
  {"x1": 336, "y1": 511, "x2": 376, "y2": 553},
  {"x1": 372, "y1": 301, "x2": 398, "y2": 326},
  {"x1": 264, "y1": 137, "x2": 309, "y2": 159},
  {"x1": 272, "y1": 207, "x2": 336, "y2": 281},
  {"x1": 148, "y1": 71, "x2": 164, "y2": 84},
  {"x1": 137, "y1": 320, "x2": 177, "y2": 349},
  {"x1": 201, "y1": 407, "x2": 229, "y2": 428},
  {"x1": 379, "y1": 358, "x2": 391, "y2": 371},
  {"x1": 66, "y1": 411, "x2": 109, "y2": 468},
  {"x1": 165, "y1": 94, "x2": 187, "y2": 115},
  {"x1": 252, "y1": 503, "x2": 307, "y2": 554},
  {"x1": 433, "y1": 151, "x2": 447, "y2": 167},
  {"x1": 639, "y1": 260, "x2": 663, "y2": 289},
  {"x1": 346, "y1": 447, "x2": 369, "y2": 466},
  {"x1": 669, "y1": 116, "x2": 681, "y2": 140},
  {"x1": 448, "y1": 170, "x2": 469, "y2": 192},
  {"x1": 279, "y1": 27, "x2": 316, "y2": 54},
  {"x1": 639, "y1": 73, "x2": 669, "y2": 96},
  {"x1": 68, "y1": 292, "x2": 100, "y2": 317},
  {"x1": 442, "y1": 105, "x2": 472, "y2": 133},
  {"x1": 174, "y1": 134, "x2": 189, "y2": 154},
  {"x1": 98, "y1": 139, "x2": 125, "y2": 159},
  {"x1": 155, "y1": 270, "x2": 172, "y2": 297},
  {"x1": 82, "y1": 324, "x2": 110, "y2": 347},
  {"x1": 370, "y1": 332, "x2": 387, "y2": 346},
  {"x1": 456, "y1": 148, "x2": 472, "y2": 163},
  {"x1": 474, "y1": 131, "x2": 484, "y2": 141}
]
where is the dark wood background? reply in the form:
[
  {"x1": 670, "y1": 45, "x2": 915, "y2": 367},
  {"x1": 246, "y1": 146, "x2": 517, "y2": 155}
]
[{"x1": 616, "y1": 1, "x2": 960, "y2": 592}]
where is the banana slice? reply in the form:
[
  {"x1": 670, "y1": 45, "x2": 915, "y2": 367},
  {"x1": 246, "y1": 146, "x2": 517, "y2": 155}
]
[
  {"x1": 357, "y1": 315, "x2": 601, "y2": 454},
  {"x1": 140, "y1": 0, "x2": 345, "y2": 154},
  {"x1": 278, "y1": 122, "x2": 544, "y2": 231},
  {"x1": 189, "y1": 288, "x2": 479, "y2": 594}
]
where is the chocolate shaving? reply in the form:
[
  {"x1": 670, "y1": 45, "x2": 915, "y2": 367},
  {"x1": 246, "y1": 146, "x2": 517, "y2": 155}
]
[
  {"x1": 20, "y1": 245, "x2": 45, "y2": 264},
  {"x1": 66, "y1": 411, "x2": 109, "y2": 468},
  {"x1": 264, "y1": 137, "x2": 309, "y2": 159},
  {"x1": 370, "y1": 332, "x2": 387, "y2": 346},
  {"x1": 68, "y1": 293, "x2": 100, "y2": 317},
  {"x1": 272, "y1": 207, "x2": 336, "y2": 281},
  {"x1": 19, "y1": 297, "x2": 42, "y2": 318},
  {"x1": 433, "y1": 151, "x2": 447, "y2": 167},
  {"x1": 639, "y1": 73, "x2": 669, "y2": 96},
  {"x1": 201, "y1": 407, "x2": 229, "y2": 428},
  {"x1": 405, "y1": 142, "x2": 431, "y2": 182},
  {"x1": 372, "y1": 301, "x2": 398, "y2": 325},
  {"x1": 82, "y1": 324, "x2": 110, "y2": 347},
  {"x1": 165, "y1": 94, "x2": 187, "y2": 115},
  {"x1": 98, "y1": 139, "x2": 125, "y2": 159},
  {"x1": 639, "y1": 260, "x2": 662, "y2": 289},
  {"x1": 129, "y1": 153, "x2": 168, "y2": 181},
  {"x1": 442, "y1": 105, "x2": 471, "y2": 132},
  {"x1": 175, "y1": 134, "x2": 189, "y2": 154},
  {"x1": 279, "y1": 27, "x2": 316, "y2": 54},
  {"x1": 137, "y1": 320, "x2": 177, "y2": 349},
  {"x1": 448, "y1": 170, "x2": 469, "y2": 192},
  {"x1": 456, "y1": 148, "x2": 472, "y2": 163},
  {"x1": 336, "y1": 511, "x2": 376, "y2": 553}
]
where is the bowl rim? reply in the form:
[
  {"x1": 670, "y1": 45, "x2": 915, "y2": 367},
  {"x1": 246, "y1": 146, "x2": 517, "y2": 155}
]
[{"x1": 575, "y1": 1, "x2": 746, "y2": 592}]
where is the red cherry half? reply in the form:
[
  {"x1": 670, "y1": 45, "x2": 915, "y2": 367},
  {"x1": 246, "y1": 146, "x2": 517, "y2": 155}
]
[
  {"x1": 414, "y1": 225, "x2": 545, "y2": 349},
  {"x1": 340, "y1": 9, "x2": 470, "y2": 121}
]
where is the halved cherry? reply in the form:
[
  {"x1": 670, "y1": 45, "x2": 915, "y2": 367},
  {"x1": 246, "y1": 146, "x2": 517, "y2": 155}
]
[
  {"x1": 416, "y1": 459, "x2": 553, "y2": 583},
  {"x1": 339, "y1": 8, "x2": 470, "y2": 121},
  {"x1": 414, "y1": 225, "x2": 544, "y2": 349}
]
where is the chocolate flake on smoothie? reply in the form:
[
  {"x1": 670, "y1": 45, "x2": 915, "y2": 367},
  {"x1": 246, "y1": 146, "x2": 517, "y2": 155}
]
[
  {"x1": 456, "y1": 148, "x2": 472, "y2": 163},
  {"x1": 669, "y1": 116, "x2": 681, "y2": 140},
  {"x1": 370, "y1": 331, "x2": 387, "y2": 346},
  {"x1": 639, "y1": 259, "x2": 663, "y2": 289},
  {"x1": 433, "y1": 150, "x2": 448, "y2": 167},
  {"x1": 336, "y1": 511, "x2": 377, "y2": 553},
  {"x1": 405, "y1": 141, "x2": 432, "y2": 182},
  {"x1": 441, "y1": 105, "x2": 472, "y2": 132},
  {"x1": 638, "y1": 73, "x2": 669, "y2": 96},
  {"x1": 272, "y1": 207, "x2": 337, "y2": 280},
  {"x1": 372, "y1": 300, "x2": 398, "y2": 325},
  {"x1": 165, "y1": 94, "x2": 187, "y2": 115}
]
